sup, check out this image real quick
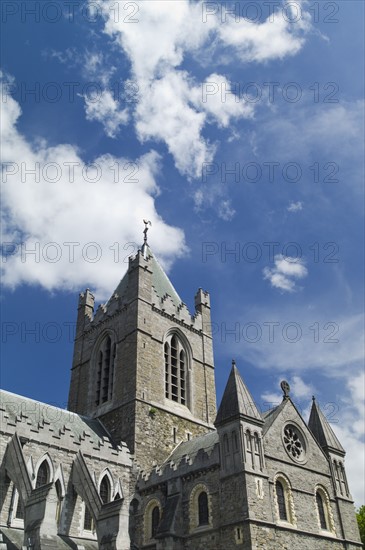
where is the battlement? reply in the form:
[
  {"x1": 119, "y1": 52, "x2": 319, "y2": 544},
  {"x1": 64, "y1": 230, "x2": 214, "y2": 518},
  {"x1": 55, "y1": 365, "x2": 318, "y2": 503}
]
[
  {"x1": 0, "y1": 390, "x2": 131, "y2": 466},
  {"x1": 137, "y1": 431, "x2": 220, "y2": 490}
]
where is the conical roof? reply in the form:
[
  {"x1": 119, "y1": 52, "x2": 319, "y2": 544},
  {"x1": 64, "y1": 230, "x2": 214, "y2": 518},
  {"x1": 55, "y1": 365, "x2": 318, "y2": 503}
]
[
  {"x1": 215, "y1": 362, "x2": 263, "y2": 426},
  {"x1": 308, "y1": 397, "x2": 345, "y2": 455}
]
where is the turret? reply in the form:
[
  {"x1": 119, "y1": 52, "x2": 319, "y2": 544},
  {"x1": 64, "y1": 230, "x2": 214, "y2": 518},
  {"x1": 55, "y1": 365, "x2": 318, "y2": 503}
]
[
  {"x1": 215, "y1": 360, "x2": 264, "y2": 476},
  {"x1": 308, "y1": 396, "x2": 360, "y2": 542}
]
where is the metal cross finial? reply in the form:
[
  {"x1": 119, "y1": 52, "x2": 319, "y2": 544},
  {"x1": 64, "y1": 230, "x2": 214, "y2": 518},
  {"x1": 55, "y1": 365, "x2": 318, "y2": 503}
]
[
  {"x1": 232, "y1": 359, "x2": 236, "y2": 368},
  {"x1": 280, "y1": 380, "x2": 290, "y2": 399}
]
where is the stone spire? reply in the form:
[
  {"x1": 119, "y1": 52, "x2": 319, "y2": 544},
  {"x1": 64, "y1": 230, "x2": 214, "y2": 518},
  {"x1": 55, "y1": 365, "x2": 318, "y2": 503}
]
[
  {"x1": 215, "y1": 360, "x2": 263, "y2": 426},
  {"x1": 308, "y1": 396, "x2": 345, "y2": 455}
]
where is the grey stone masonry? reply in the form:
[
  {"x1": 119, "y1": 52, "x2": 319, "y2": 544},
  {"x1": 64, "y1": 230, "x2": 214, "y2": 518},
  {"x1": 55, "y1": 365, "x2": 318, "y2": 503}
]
[{"x1": 68, "y1": 247, "x2": 217, "y2": 472}]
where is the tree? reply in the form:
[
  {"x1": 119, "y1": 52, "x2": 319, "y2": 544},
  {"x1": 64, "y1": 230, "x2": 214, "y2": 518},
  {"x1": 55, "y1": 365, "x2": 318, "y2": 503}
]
[{"x1": 356, "y1": 505, "x2": 365, "y2": 546}]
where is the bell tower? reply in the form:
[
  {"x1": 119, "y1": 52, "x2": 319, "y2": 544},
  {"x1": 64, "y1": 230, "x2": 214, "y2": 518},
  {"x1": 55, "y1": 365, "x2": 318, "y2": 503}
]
[{"x1": 68, "y1": 224, "x2": 217, "y2": 471}]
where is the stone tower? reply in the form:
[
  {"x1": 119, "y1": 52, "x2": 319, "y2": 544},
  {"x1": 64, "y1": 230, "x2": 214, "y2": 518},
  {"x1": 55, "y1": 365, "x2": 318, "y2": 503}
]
[{"x1": 68, "y1": 242, "x2": 217, "y2": 471}]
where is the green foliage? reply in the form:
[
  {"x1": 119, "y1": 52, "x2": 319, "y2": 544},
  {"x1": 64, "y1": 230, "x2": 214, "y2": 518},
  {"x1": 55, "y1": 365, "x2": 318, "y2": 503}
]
[{"x1": 356, "y1": 505, "x2": 365, "y2": 546}]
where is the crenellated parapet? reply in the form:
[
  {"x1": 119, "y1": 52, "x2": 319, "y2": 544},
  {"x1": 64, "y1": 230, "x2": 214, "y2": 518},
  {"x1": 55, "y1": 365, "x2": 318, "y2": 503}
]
[
  {"x1": 0, "y1": 391, "x2": 131, "y2": 467},
  {"x1": 137, "y1": 432, "x2": 220, "y2": 491}
]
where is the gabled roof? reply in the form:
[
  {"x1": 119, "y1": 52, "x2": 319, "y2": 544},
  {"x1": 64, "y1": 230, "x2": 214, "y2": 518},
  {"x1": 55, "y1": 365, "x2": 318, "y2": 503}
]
[
  {"x1": 112, "y1": 246, "x2": 183, "y2": 307},
  {"x1": 308, "y1": 397, "x2": 345, "y2": 455},
  {"x1": 215, "y1": 363, "x2": 263, "y2": 426}
]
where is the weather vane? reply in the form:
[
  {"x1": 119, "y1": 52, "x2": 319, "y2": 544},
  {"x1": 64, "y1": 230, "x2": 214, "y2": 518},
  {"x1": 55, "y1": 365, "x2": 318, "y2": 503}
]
[{"x1": 143, "y1": 219, "x2": 152, "y2": 257}]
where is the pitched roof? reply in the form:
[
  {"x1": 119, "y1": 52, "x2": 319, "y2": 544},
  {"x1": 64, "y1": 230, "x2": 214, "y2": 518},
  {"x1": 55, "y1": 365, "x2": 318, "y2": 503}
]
[
  {"x1": 215, "y1": 363, "x2": 263, "y2": 426},
  {"x1": 308, "y1": 397, "x2": 345, "y2": 455},
  {"x1": 262, "y1": 400, "x2": 287, "y2": 435},
  {"x1": 112, "y1": 246, "x2": 183, "y2": 307},
  {"x1": 164, "y1": 430, "x2": 219, "y2": 466},
  {"x1": 0, "y1": 389, "x2": 114, "y2": 448}
]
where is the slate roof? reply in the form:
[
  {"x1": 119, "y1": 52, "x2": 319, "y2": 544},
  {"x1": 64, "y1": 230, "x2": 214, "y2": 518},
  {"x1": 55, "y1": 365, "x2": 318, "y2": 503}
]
[
  {"x1": 0, "y1": 528, "x2": 98, "y2": 550},
  {"x1": 164, "y1": 430, "x2": 219, "y2": 466},
  {"x1": 262, "y1": 400, "x2": 287, "y2": 435},
  {"x1": 113, "y1": 246, "x2": 183, "y2": 307},
  {"x1": 0, "y1": 389, "x2": 114, "y2": 448},
  {"x1": 215, "y1": 364, "x2": 263, "y2": 425},
  {"x1": 308, "y1": 397, "x2": 345, "y2": 454}
]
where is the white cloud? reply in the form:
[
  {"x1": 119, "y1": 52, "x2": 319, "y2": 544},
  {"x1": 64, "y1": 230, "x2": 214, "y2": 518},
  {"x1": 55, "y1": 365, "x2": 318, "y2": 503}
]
[
  {"x1": 261, "y1": 391, "x2": 282, "y2": 408},
  {"x1": 91, "y1": 0, "x2": 312, "y2": 176},
  {"x1": 83, "y1": 90, "x2": 129, "y2": 138},
  {"x1": 217, "y1": 1, "x2": 311, "y2": 63},
  {"x1": 218, "y1": 200, "x2": 236, "y2": 221},
  {"x1": 287, "y1": 201, "x2": 303, "y2": 212},
  {"x1": 290, "y1": 375, "x2": 314, "y2": 399},
  {"x1": 263, "y1": 254, "x2": 308, "y2": 292},
  {"x1": 0, "y1": 75, "x2": 186, "y2": 298}
]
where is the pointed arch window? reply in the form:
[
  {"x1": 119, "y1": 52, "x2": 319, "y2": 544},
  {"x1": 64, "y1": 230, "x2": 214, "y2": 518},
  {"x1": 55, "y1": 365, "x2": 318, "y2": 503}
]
[
  {"x1": 95, "y1": 334, "x2": 116, "y2": 406},
  {"x1": 100, "y1": 475, "x2": 111, "y2": 504},
  {"x1": 253, "y1": 432, "x2": 263, "y2": 470},
  {"x1": 164, "y1": 333, "x2": 187, "y2": 405},
  {"x1": 36, "y1": 460, "x2": 50, "y2": 488},
  {"x1": 245, "y1": 430, "x2": 254, "y2": 467},
  {"x1": 339, "y1": 463, "x2": 349, "y2": 497},
  {"x1": 55, "y1": 480, "x2": 63, "y2": 526},
  {"x1": 276, "y1": 481, "x2": 287, "y2": 521}
]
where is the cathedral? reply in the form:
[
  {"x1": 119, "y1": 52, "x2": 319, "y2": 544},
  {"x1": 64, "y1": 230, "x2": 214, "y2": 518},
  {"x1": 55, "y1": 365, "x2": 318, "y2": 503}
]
[{"x1": 0, "y1": 236, "x2": 362, "y2": 549}]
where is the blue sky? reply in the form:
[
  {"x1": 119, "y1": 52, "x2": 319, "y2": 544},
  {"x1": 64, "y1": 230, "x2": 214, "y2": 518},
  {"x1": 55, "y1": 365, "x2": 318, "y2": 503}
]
[{"x1": 1, "y1": 0, "x2": 364, "y2": 505}]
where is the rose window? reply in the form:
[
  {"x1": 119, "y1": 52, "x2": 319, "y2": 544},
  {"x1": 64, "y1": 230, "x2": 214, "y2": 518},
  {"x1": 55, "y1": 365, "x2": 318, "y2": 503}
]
[{"x1": 283, "y1": 425, "x2": 306, "y2": 461}]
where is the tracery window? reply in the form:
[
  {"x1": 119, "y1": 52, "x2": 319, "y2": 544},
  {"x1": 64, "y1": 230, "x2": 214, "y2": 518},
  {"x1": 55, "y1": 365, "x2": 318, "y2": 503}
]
[
  {"x1": 36, "y1": 460, "x2": 50, "y2": 488},
  {"x1": 283, "y1": 424, "x2": 306, "y2": 462},
  {"x1": 164, "y1": 334, "x2": 187, "y2": 405},
  {"x1": 95, "y1": 335, "x2": 116, "y2": 406}
]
